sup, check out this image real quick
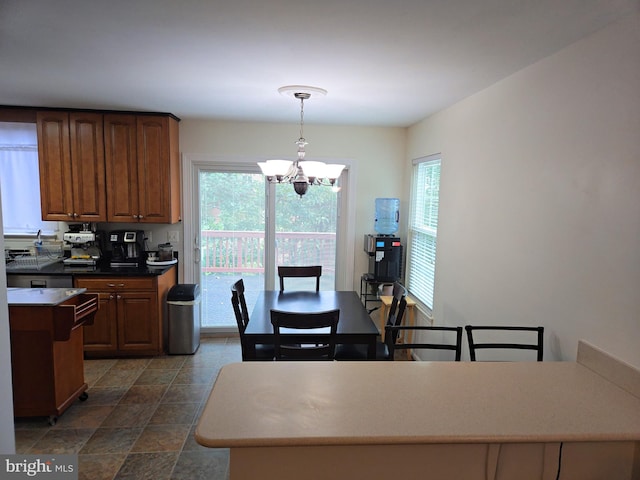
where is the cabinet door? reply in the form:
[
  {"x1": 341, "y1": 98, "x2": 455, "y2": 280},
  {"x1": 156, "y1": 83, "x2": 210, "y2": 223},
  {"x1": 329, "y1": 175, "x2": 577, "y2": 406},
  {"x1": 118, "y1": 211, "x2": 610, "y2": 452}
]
[
  {"x1": 136, "y1": 115, "x2": 173, "y2": 223},
  {"x1": 104, "y1": 114, "x2": 139, "y2": 222},
  {"x1": 69, "y1": 112, "x2": 106, "y2": 221},
  {"x1": 82, "y1": 291, "x2": 118, "y2": 354},
  {"x1": 137, "y1": 116, "x2": 181, "y2": 223},
  {"x1": 37, "y1": 111, "x2": 74, "y2": 221},
  {"x1": 116, "y1": 291, "x2": 160, "y2": 354}
]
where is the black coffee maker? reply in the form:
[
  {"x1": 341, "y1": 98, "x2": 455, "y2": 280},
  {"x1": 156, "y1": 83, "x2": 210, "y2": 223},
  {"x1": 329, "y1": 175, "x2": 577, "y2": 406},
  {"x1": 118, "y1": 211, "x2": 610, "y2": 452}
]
[{"x1": 109, "y1": 230, "x2": 145, "y2": 267}]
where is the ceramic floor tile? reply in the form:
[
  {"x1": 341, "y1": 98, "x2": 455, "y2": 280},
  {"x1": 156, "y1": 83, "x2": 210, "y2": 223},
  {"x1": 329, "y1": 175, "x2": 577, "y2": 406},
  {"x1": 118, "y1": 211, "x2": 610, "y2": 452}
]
[
  {"x1": 148, "y1": 403, "x2": 199, "y2": 426},
  {"x1": 131, "y1": 424, "x2": 191, "y2": 453},
  {"x1": 147, "y1": 356, "x2": 188, "y2": 370},
  {"x1": 118, "y1": 384, "x2": 168, "y2": 404},
  {"x1": 181, "y1": 354, "x2": 215, "y2": 369},
  {"x1": 172, "y1": 367, "x2": 217, "y2": 385},
  {"x1": 80, "y1": 427, "x2": 143, "y2": 455},
  {"x1": 29, "y1": 428, "x2": 95, "y2": 454},
  {"x1": 84, "y1": 359, "x2": 118, "y2": 375},
  {"x1": 111, "y1": 358, "x2": 152, "y2": 370},
  {"x1": 170, "y1": 450, "x2": 229, "y2": 480},
  {"x1": 161, "y1": 384, "x2": 210, "y2": 404},
  {"x1": 134, "y1": 369, "x2": 179, "y2": 385},
  {"x1": 53, "y1": 405, "x2": 115, "y2": 429},
  {"x1": 94, "y1": 368, "x2": 144, "y2": 388},
  {"x1": 82, "y1": 386, "x2": 129, "y2": 406},
  {"x1": 78, "y1": 453, "x2": 127, "y2": 480},
  {"x1": 101, "y1": 404, "x2": 158, "y2": 428},
  {"x1": 114, "y1": 452, "x2": 179, "y2": 480},
  {"x1": 14, "y1": 428, "x2": 48, "y2": 454}
]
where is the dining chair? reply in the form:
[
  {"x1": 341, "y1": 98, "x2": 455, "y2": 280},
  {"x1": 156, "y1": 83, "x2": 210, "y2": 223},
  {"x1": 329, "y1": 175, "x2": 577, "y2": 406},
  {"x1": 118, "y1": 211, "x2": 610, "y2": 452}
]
[
  {"x1": 384, "y1": 325, "x2": 463, "y2": 361},
  {"x1": 231, "y1": 279, "x2": 275, "y2": 361},
  {"x1": 465, "y1": 325, "x2": 544, "y2": 361},
  {"x1": 278, "y1": 265, "x2": 322, "y2": 292},
  {"x1": 270, "y1": 308, "x2": 339, "y2": 360},
  {"x1": 335, "y1": 281, "x2": 407, "y2": 361}
]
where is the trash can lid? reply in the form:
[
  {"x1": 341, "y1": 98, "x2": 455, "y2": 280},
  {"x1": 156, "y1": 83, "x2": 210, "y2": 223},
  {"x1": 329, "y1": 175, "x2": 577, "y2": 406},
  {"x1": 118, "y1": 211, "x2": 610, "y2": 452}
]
[{"x1": 167, "y1": 284, "x2": 200, "y2": 301}]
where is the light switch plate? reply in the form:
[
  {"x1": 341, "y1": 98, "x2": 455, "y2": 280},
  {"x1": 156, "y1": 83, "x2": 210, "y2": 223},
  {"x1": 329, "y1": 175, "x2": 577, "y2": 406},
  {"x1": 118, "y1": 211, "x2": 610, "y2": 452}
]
[{"x1": 168, "y1": 231, "x2": 179, "y2": 243}]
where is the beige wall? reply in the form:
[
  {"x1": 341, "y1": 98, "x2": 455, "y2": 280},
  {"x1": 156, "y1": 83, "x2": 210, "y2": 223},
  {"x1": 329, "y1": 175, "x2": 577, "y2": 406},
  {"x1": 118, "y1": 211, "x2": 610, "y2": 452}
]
[{"x1": 407, "y1": 14, "x2": 640, "y2": 366}]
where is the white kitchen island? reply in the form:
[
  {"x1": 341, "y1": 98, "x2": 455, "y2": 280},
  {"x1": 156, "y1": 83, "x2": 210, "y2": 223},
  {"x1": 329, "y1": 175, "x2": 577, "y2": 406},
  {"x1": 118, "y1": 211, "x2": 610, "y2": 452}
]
[{"x1": 195, "y1": 341, "x2": 640, "y2": 479}]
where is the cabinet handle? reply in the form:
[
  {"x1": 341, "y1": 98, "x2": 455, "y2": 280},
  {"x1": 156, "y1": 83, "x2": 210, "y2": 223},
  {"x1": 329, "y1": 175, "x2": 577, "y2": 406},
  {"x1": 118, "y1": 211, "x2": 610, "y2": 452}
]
[
  {"x1": 117, "y1": 294, "x2": 122, "y2": 300},
  {"x1": 73, "y1": 213, "x2": 79, "y2": 217},
  {"x1": 138, "y1": 214, "x2": 144, "y2": 219},
  {"x1": 107, "y1": 283, "x2": 116, "y2": 287},
  {"x1": 133, "y1": 214, "x2": 139, "y2": 219},
  {"x1": 118, "y1": 283, "x2": 125, "y2": 287},
  {"x1": 67, "y1": 213, "x2": 73, "y2": 217},
  {"x1": 109, "y1": 294, "x2": 115, "y2": 300}
]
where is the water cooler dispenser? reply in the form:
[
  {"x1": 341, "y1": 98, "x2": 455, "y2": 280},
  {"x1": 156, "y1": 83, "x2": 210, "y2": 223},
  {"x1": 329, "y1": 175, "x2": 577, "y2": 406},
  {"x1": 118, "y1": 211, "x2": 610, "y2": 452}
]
[{"x1": 364, "y1": 198, "x2": 402, "y2": 282}]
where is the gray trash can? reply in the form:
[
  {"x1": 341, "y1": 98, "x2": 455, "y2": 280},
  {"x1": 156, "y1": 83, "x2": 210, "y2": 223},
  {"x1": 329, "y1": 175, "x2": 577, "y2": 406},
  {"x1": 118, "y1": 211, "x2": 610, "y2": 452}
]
[{"x1": 167, "y1": 284, "x2": 201, "y2": 354}]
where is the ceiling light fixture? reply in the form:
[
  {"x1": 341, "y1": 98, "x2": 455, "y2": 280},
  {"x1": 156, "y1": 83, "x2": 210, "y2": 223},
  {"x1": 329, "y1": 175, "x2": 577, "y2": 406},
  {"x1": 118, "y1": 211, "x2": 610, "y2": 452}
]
[{"x1": 258, "y1": 85, "x2": 345, "y2": 198}]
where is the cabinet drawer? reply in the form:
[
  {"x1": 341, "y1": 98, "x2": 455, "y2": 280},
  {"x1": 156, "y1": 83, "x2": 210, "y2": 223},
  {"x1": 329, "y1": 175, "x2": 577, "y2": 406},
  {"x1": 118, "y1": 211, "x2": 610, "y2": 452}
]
[{"x1": 75, "y1": 277, "x2": 155, "y2": 291}]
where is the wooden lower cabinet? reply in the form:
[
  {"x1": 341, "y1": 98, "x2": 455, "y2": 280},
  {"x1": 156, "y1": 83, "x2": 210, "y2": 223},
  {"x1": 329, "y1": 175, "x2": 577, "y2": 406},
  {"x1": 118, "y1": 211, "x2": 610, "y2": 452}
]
[{"x1": 75, "y1": 267, "x2": 176, "y2": 357}]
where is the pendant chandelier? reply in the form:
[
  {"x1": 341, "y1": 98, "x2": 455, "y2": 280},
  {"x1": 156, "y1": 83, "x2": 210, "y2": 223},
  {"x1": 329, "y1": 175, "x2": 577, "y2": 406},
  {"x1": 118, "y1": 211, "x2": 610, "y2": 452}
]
[{"x1": 258, "y1": 85, "x2": 345, "y2": 197}]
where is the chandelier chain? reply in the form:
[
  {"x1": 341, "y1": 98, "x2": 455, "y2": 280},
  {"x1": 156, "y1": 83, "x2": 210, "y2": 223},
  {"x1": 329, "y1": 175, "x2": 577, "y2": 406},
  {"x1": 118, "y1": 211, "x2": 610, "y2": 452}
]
[{"x1": 299, "y1": 96, "x2": 305, "y2": 141}]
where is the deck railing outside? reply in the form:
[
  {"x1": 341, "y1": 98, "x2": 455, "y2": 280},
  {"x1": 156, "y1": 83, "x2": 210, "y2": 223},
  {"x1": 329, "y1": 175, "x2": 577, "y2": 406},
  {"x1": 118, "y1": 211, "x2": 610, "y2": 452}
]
[{"x1": 200, "y1": 230, "x2": 336, "y2": 274}]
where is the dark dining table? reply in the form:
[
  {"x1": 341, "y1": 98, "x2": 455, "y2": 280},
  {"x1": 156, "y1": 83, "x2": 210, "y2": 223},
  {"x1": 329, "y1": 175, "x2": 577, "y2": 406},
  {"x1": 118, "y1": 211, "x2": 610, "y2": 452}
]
[{"x1": 244, "y1": 290, "x2": 379, "y2": 360}]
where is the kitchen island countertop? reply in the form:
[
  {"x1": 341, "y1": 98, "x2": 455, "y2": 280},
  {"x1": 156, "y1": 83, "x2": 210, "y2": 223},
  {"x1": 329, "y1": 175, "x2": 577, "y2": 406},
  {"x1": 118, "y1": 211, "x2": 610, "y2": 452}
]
[{"x1": 7, "y1": 287, "x2": 88, "y2": 306}]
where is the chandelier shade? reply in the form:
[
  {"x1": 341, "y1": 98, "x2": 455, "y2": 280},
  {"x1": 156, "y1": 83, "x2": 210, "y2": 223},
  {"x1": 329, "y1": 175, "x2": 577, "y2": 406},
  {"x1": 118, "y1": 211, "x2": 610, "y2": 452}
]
[{"x1": 258, "y1": 86, "x2": 345, "y2": 197}]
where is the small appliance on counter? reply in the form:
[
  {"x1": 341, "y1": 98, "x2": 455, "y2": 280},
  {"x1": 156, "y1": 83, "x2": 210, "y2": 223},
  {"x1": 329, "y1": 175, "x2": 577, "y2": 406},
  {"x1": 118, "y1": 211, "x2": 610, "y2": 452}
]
[
  {"x1": 146, "y1": 243, "x2": 178, "y2": 267},
  {"x1": 63, "y1": 224, "x2": 104, "y2": 268},
  {"x1": 109, "y1": 230, "x2": 145, "y2": 267}
]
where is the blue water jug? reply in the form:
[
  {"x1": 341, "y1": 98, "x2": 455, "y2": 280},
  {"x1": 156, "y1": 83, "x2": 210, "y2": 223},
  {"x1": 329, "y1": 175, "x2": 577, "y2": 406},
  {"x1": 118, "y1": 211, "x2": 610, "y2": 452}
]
[{"x1": 374, "y1": 198, "x2": 400, "y2": 235}]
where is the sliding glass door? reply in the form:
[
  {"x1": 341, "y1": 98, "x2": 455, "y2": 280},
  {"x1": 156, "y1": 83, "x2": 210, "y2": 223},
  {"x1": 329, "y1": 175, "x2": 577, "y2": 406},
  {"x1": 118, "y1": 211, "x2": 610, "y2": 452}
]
[{"x1": 198, "y1": 170, "x2": 266, "y2": 329}]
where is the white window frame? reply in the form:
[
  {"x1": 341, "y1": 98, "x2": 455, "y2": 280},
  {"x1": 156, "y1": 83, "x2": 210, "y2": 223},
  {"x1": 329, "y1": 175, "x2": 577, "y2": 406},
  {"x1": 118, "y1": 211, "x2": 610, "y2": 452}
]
[{"x1": 406, "y1": 154, "x2": 441, "y2": 313}]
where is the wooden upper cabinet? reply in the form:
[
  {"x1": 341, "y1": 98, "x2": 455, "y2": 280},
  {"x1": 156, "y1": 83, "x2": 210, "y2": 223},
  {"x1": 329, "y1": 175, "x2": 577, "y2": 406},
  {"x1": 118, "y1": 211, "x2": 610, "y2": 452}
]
[
  {"x1": 36, "y1": 108, "x2": 179, "y2": 224},
  {"x1": 37, "y1": 111, "x2": 106, "y2": 222},
  {"x1": 104, "y1": 114, "x2": 181, "y2": 224},
  {"x1": 37, "y1": 111, "x2": 73, "y2": 221},
  {"x1": 104, "y1": 114, "x2": 139, "y2": 222},
  {"x1": 70, "y1": 113, "x2": 106, "y2": 220}
]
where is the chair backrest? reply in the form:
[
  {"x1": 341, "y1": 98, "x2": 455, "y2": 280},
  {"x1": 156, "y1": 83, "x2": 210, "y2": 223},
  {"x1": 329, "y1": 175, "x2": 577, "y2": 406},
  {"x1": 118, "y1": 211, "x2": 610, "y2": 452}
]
[
  {"x1": 384, "y1": 282, "x2": 408, "y2": 343},
  {"x1": 278, "y1": 265, "x2": 322, "y2": 292},
  {"x1": 385, "y1": 325, "x2": 463, "y2": 361},
  {"x1": 270, "y1": 308, "x2": 339, "y2": 360},
  {"x1": 465, "y1": 325, "x2": 544, "y2": 361},
  {"x1": 231, "y1": 279, "x2": 249, "y2": 334}
]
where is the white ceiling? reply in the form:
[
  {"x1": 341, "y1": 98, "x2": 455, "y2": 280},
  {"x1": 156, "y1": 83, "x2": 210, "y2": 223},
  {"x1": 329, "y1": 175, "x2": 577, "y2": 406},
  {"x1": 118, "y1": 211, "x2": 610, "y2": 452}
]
[{"x1": 0, "y1": 0, "x2": 636, "y2": 127}]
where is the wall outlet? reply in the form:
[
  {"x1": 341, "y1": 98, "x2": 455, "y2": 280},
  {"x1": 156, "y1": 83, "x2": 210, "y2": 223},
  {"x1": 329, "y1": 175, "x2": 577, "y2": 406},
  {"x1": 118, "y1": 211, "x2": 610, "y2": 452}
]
[
  {"x1": 145, "y1": 231, "x2": 152, "y2": 243},
  {"x1": 168, "y1": 231, "x2": 179, "y2": 243}
]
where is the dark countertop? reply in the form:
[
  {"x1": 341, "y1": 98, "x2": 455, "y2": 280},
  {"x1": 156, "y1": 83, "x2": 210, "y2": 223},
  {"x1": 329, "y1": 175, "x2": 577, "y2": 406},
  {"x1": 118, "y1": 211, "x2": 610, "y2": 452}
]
[{"x1": 5, "y1": 260, "x2": 177, "y2": 277}]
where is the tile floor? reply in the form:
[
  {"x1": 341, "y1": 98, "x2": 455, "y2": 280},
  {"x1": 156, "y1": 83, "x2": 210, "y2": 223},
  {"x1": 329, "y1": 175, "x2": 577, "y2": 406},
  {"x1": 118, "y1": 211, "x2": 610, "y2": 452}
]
[{"x1": 13, "y1": 336, "x2": 240, "y2": 480}]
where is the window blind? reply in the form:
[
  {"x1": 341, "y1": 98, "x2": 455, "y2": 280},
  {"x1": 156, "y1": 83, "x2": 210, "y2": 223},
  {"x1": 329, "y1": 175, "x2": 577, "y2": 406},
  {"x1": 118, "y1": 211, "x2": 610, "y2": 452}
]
[{"x1": 407, "y1": 156, "x2": 441, "y2": 310}]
